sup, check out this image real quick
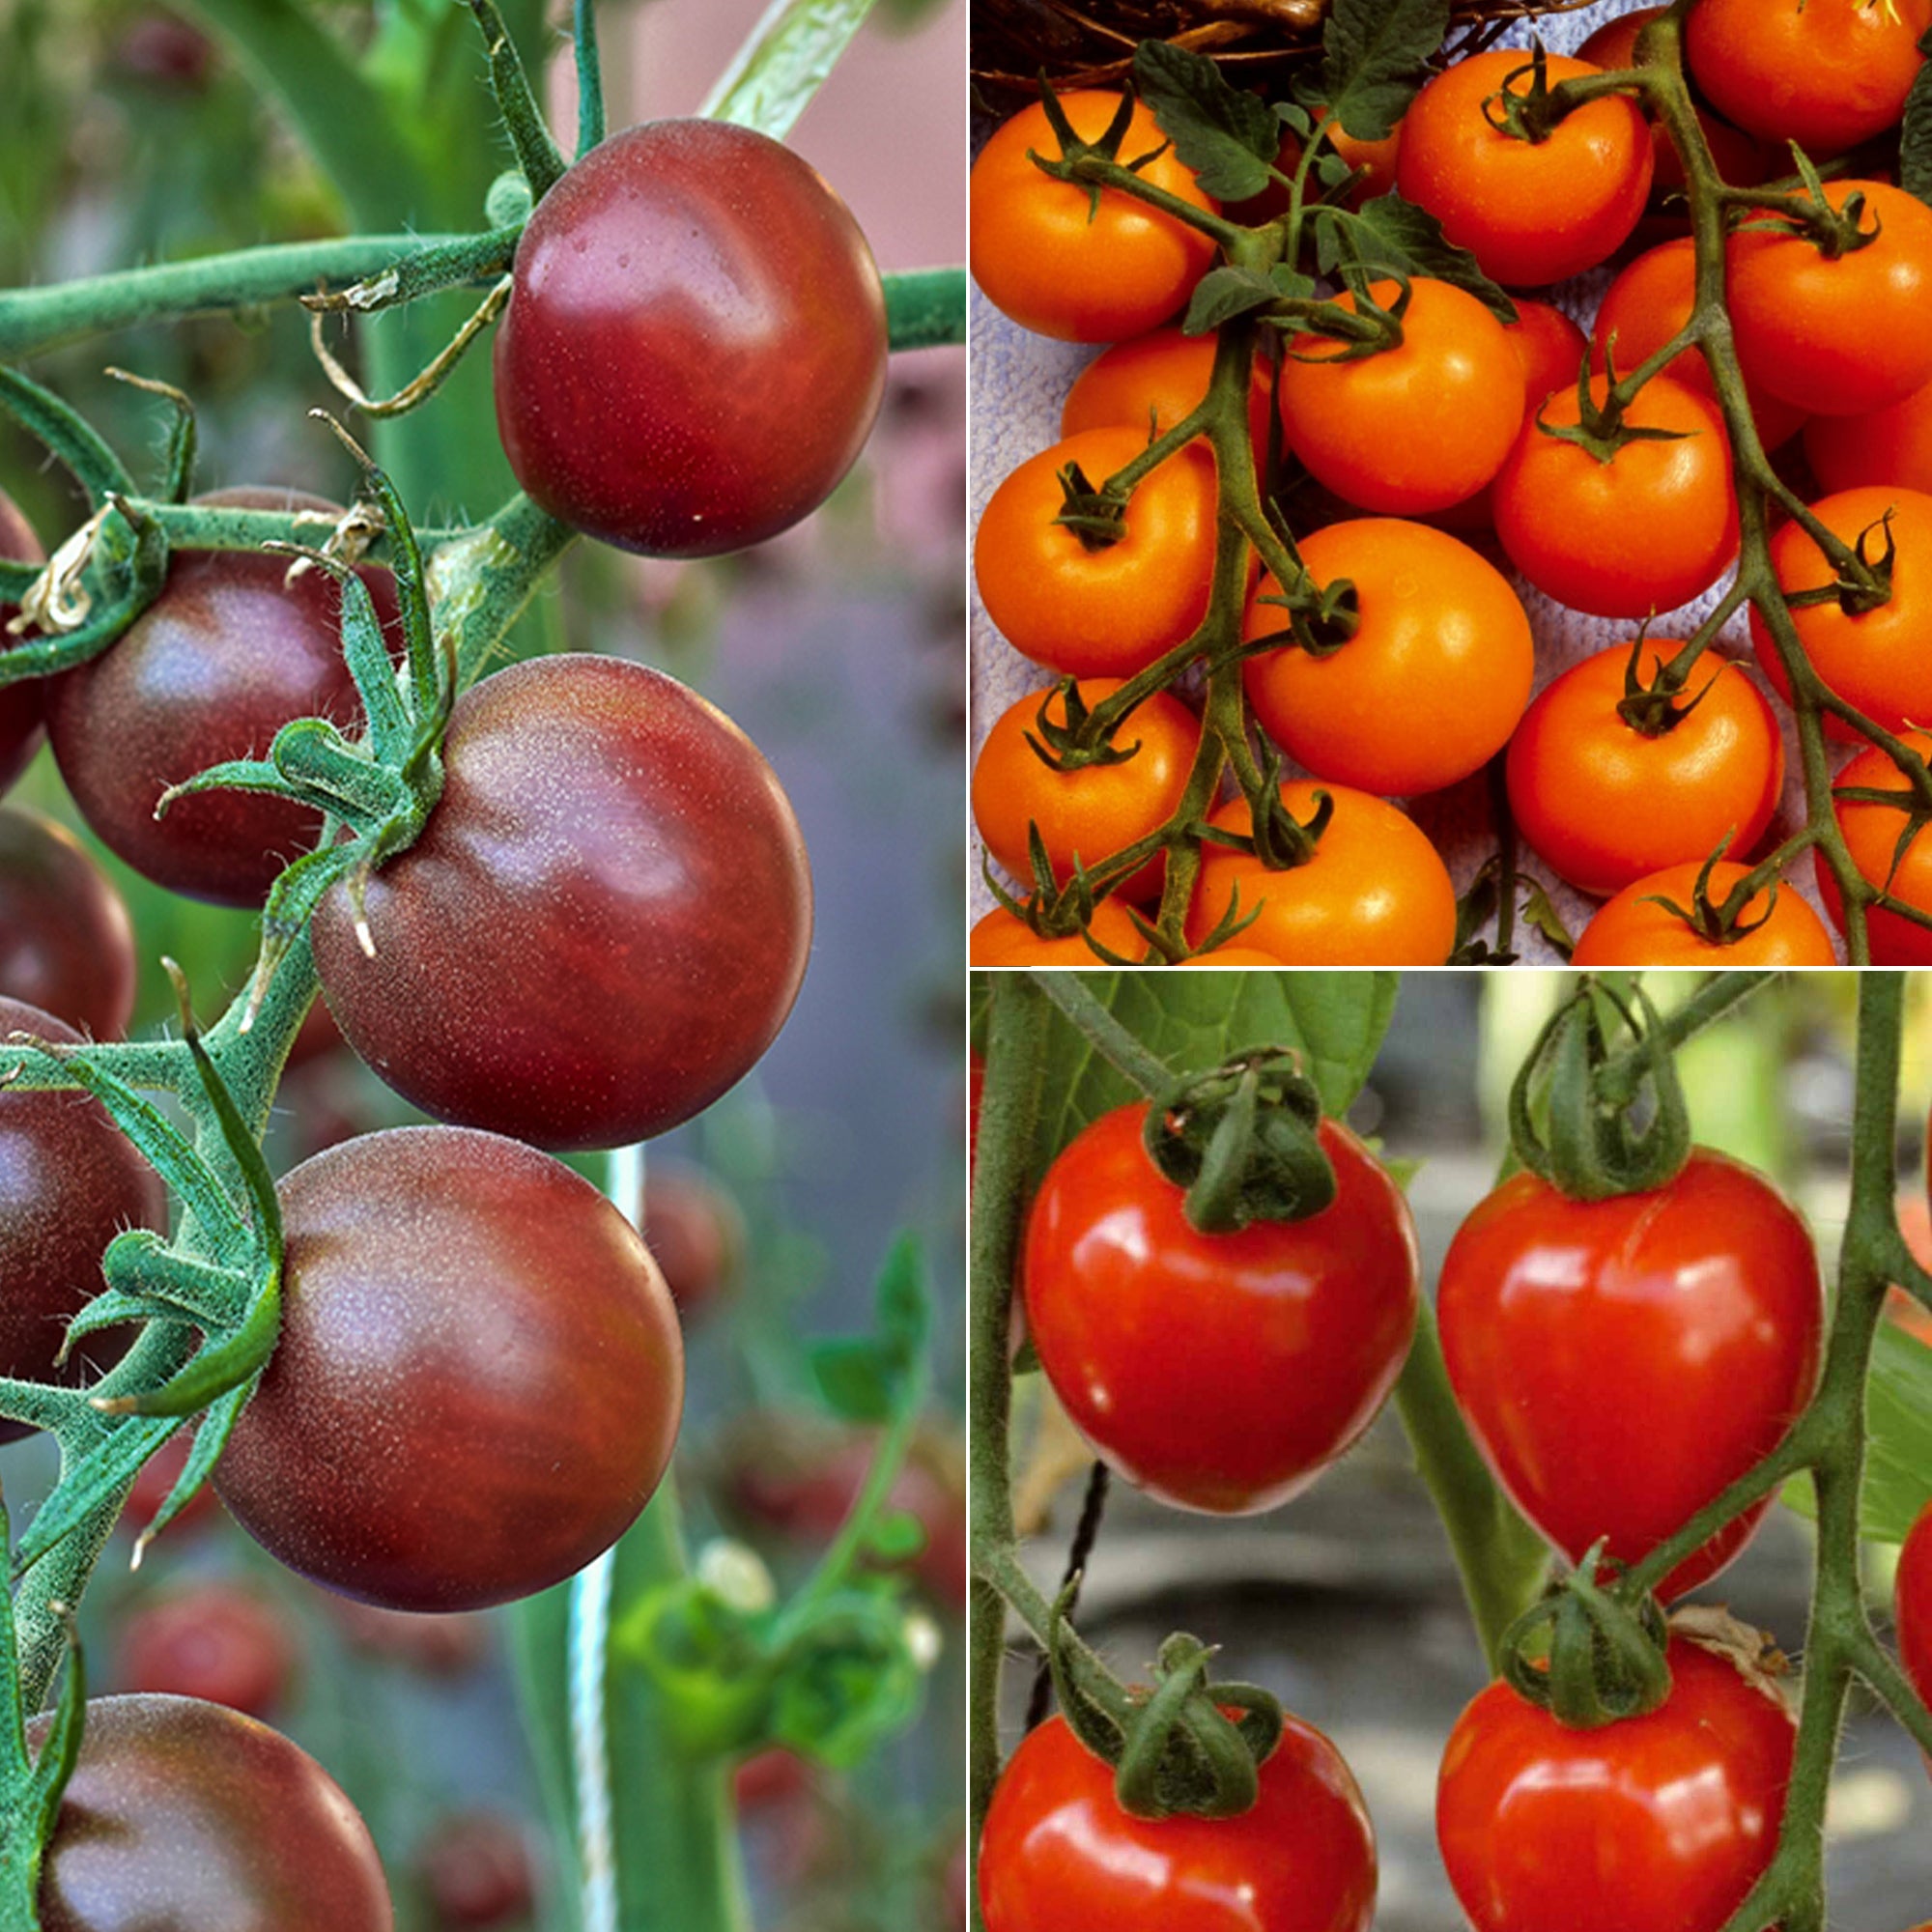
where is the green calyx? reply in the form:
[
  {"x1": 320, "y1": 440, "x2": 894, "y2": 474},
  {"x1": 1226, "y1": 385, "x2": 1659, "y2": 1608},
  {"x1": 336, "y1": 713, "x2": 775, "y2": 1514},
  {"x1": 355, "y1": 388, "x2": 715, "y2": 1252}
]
[{"x1": 1498, "y1": 1543, "x2": 1672, "y2": 1729}]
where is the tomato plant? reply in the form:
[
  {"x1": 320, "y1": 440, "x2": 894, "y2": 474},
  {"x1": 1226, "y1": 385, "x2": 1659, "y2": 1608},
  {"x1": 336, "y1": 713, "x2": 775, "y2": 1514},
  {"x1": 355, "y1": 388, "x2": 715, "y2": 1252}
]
[
  {"x1": 311, "y1": 654, "x2": 812, "y2": 1151},
  {"x1": 968, "y1": 897, "x2": 1148, "y2": 965},
  {"x1": 214, "y1": 1125, "x2": 684, "y2": 1612},
  {"x1": 1819, "y1": 730, "x2": 1932, "y2": 964},
  {"x1": 0, "y1": 807, "x2": 137, "y2": 1039}
]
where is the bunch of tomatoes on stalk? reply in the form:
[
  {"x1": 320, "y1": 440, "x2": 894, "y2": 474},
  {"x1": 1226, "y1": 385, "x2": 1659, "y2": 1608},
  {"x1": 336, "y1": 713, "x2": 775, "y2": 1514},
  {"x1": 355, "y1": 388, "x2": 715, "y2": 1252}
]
[
  {"x1": 969, "y1": 969, "x2": 1932, "y2": 1932},
  {"x1": 0, "y1": 0, "x2": 966, "y2": 1926},
  {"x1": 967, "y1": 0, "x2": 1932, "y2": 968}
]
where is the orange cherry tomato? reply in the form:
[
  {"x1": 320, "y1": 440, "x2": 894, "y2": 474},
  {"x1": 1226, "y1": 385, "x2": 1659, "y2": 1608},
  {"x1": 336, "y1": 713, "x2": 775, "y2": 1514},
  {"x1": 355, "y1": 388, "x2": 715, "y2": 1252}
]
[
  {"x1": 971, "y1": 92, "x2": 1220, "y2": 343},
  {"x1": 1749, "y1": 486, "x2": 1932, "y2": 740},
  {"x1": 1243, "y1": 519, "x2": 1532, "y2": 796},
  {"x1": 969, "y1": 896, "x2": 1149, "y2": 967},
  {"x1": 1506, "y1": 643, "x2": 1785, "y2": 896},
  {"x1": 1803, "y1": 378, "x2": 1932, "y2": 496},
  {"x1": 1493, "y1": 374, "x2": 1738, "y2": 618},
  {"x1": 1184, "y1": 945, "x2": 1286, "y2": 965},
  {"x1": 1321, "y1": 108, "x2": 1403, "y2": 201},
  {"x1": 1819, "y1": 729, "x2": 1932, "y2": 964},
  {"x1": 972, "y1": 677, "x2": 1201, "y2": 904},
  {"x1": 1061, "y1": 327, "x2": 1273, "y2": 457},
  {"x1": 1184, "y1": 784, "x2": 1457, "y2": 965},
  {"x1": 1573, "y1": 862, "x2": 1837, "y2": 965},
  {"x1": 1276, "y1": 278, "x2": 1526, "y2": 515},
  {"x1": 1396, "y1": 51, "x2": 1653, "y2": 288},
  {"x1": 975, "y1": 427, "x2": 1218, "y2": 678}
]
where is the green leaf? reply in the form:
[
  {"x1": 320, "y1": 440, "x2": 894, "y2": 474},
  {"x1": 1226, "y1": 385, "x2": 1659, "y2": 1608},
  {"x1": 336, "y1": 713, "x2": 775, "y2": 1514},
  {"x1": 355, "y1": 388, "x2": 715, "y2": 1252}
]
[
  {"x1": 1342, "y1": 192, "x2": 1518, "y2": 319},
  {"x1": 1850, "y1": 1321, "x2": 1932, "y2": 1542},
  {"x1": 867, "y1": 1511, "x2": 928, "y2": 1562},
  {"x1": 1321, "y1": 0, "x2": 1451, "y2": 142},
  {"x1": 810, "y1": 1339, "x2": 895, "y2": 1424},
  {"x1": 1031, "y1": 973, "x2": 1400, "y2": 1183},
  {"x1": 700, "y1": 0, "x2": 879, "y2": 142},
  {"x1": 1182, "y1": 266, "x2": 1281, "y2": 333},
  {"x1": 1132, "y1": 40, "x2": 1281, "y2": 202},
  {"x1": 1904, "y1": 47, "x2": 1932, "y2": 206},
  {"x1": 873, "y1": 1233, "x2": 931, "y2": 1360}
]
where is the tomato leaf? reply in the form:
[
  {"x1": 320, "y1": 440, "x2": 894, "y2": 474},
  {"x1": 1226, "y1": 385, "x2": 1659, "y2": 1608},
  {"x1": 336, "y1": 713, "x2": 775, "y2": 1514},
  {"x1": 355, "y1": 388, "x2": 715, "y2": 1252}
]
[
  {"x1": 1133, "y1": 40, "x2": 1280, "y2": 202},
  {"x1": 1337, "y1": 192, "x2": 1517, "y2": 320},
  {"x1": 810, "y1": 1236, "x2": 931, "y2": 1425},
  {"x1": 1182, "y1": 266, "x2": 1282, "y2": 333},
  {"x1": 1318, "y1": 0, "x2": 1450, "y2": 142},
  {"x1": 1903, "y1": 48, "x2": 1932, "y2": 207},
  {"x1": 1808, "y1": 1319, "x2": 1932, "y2": 1542},
  {"x1": 810, "y1": 1339, "x2": 897, "y2": 1425}
]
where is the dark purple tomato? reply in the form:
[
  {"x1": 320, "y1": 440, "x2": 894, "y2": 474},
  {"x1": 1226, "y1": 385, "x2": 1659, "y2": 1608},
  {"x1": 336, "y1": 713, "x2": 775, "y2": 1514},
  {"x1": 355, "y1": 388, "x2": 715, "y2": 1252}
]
[
  {"x1": 310, "y1": 654, "x2": 812, "y2": 1151},
  {"x1": 0, "y1": 807, "x2": 137, "y2": 1038},
  {"x1": 640, "y1": 1161, "x2": 745, "y2": 1321},
  {"x1": 0, "y1": 995, "x2": 165, "y2": 1443},
  {"x1": 214, "y1": 1125, "x2": 684, "y2": 1612},
  {"x1": 43, "y1": 488, "x2": 401, "y2": 906},
  {"x1": 116, "y1": 1582, "x2": 298, "y2": 1719},
  {"x1": 0, "y1": 487, "x2": 46, "y2": 796},
  {"x1": 493, "y1": 119, "x2": 888, "y2": 557},
  {"x1": 415, "y1": 1813, "x2": 537, "y2": 1931},
  {"x1": 28, "y1": 1693, "x2": 392, "y2": 1932}
]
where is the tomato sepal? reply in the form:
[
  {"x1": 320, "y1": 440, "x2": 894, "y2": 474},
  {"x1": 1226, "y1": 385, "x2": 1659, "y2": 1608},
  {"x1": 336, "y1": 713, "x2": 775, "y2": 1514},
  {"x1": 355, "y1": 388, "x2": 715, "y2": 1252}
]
[{"x1": 1496, "y1": 1541, "x2": 1672, "y2": 1730}]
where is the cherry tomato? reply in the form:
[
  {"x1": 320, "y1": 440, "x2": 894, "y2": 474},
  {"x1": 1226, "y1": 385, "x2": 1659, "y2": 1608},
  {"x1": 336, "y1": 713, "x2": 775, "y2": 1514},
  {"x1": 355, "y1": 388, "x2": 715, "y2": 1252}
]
[
  {"x1": 1277, "y1": 278, "x2": 1525, "y2": 514},
  {"x1": 1493, "y1": 375, "x2": 1738, "y2": 618},
  {"x1": 1591, "y1": 239, "x2": 1806, "y2": 451},
  {"x1": 0, "y1": 487, "x2": 44, "y2": 796},
  {"x1": 1243, "y1": 518, "x2": 1532, "y2": 796},
  {"x1": 1506, "y1": 644, "x2": 1785, "y2": 896},
  {"x1": 974, "y1": 427, "x2": 1218, "y2": 678},
  {"x1": 1571, "y1": 862, "x2": 1838, "y2": 965},
  {"x1": 415, "y1": 1813, "x2": 536, "y2": 1932},
  {"x1": 1395, "y1": 51, "x2": 1653, "y2": 288},
  {"x1": 1321, "y1": 106, "x2": 1402, "y2": 202},
  {"x1": 971, "y1": 92, "x2": 1220, "y2": 343},
  {"x1": 0, "y1": 807, "x2": 136, "y2": 1038},
  {"x1": 972, "y1": 676, "x2": 1200, "y2": 903},
  {"x1": 1023, "y1": 1102, "x2": 1418, "y2": 1513},
  {"x1": 311, "y1": 654, "x2": 811, "y2": 1151},
  {"x1": 1730, "y1": 182, "x2": 1932, "y2": 419},
  {"x1": 1185, "y1": 783, "x2": 1457, "y2": 966},
  {"x1": 1688, "y1": 0, "x2": 1930, "y2": 157},
  {"x1": 1750, "y1": 486, "x2": 1932, "y2": 739},
  {"x1": 1437, "y1": 1634, "x2": 1795, "y2": 1932},
  {"x1": 639, "y1": 1161, "x2": 745, "y2": 1323},
  {"x1": 214, "y1": 1125, "x2": 684, "y2": 1612},
  {"x1": 29, "y1": 1693, "x2": 392, "y2": 1932},
  {"x1": 1187, "y1": 944, "x2": 1289, "y2": 964},
  {"x1": 968, "y1": 897, "x2": 1148, "y2": 966},
  {"x1": 1061, "y1": 327, "x2": 1273, "y2": 456},
  {"x1": 1898, "y1": 1500, "x2": 1932, "y2": 1740},
  {"x1": 1438, "y1": 1149, "x2": 1824, "y2": 1598},
  {"x1": 117, "y1": 1583, "x2": 298, "y2": 1719},
  {"x1": 980, "y1": 1710, "x2": 1376, "y2": 1932},
  {"x1": 494, "y1": 119, "x2": 886, "y2": 557},
  {"x1": 1818, "y1": 729, "x2": 1932, "y2": 964},
  {"x1": 0, "y1": 996, "x2": 165, "y2": 1444},
  {"x1": 43, "y1": 488, "x2": 400, "y2": 907},
  {"x1": 1804, "y1": 377, "x2": 1932, "y2": 496}
]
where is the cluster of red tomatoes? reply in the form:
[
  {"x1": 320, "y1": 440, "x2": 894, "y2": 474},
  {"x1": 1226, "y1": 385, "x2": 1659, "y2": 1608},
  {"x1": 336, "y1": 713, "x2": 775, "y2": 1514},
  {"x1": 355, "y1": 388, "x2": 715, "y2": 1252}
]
[
  {"x1": 969, "y1": 0, "x2": 1932, "y2": 968},
  {"x1": 980, "y1": 1097, "x2": 1842, "y2": 1932}
]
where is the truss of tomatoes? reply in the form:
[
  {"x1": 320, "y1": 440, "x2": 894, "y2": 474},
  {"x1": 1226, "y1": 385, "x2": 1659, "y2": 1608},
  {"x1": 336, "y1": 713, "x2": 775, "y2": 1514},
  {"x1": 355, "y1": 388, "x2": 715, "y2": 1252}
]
[{"x1": 969, "y1": 12, "x2": 1932, "y2": 968}]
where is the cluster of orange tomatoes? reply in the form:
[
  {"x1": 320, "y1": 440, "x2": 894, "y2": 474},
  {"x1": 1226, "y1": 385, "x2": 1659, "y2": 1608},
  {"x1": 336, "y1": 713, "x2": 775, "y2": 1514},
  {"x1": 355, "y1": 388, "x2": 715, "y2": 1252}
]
[{"x1": 968, "y1": 0, "x2": 1932, "y2": 969}]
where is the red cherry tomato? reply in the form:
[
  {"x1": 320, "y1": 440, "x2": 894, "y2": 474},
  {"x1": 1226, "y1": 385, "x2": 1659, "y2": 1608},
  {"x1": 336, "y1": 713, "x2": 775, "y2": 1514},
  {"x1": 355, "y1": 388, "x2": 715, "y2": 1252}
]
[
  {"x1": 639, "y1": 1161, "x2": 745, "y2": 1323},
  {"x1": 1818, "y1": 729, "x2": 1932, "y2": 964},
  {"x1": 495, "y1": 119, "x2": 886, "y2": 557},
  {"x1": 0, "y1": 807, "x2": 137, "y2": 1038},
  {"x1": 0, "y1": 488, "x2": 44, "y2": 796},
  {"x1": 1395, "y1": 51, "x2": 1653, "y2": 288},
  {"x1": 117, "y1": 1583, "x2": 298, "y2": 1719},
  {"x1": 1572, "y1": 863, "x2": 1837, "y2": 967},
  {"x1": 980, "y1": 1710, "x2": 1377, "y2": 1932},
  {"x1": 415, "y1": 1813, "x2": 537, "y2": 1932},
  {"x1": 1438, "y1": 1149, "x2": 1824, "y2": 1599},
  {"x1": 1804, "y1": 378, "x2": 1932, "y2": 496},
  {"x1": 1437, "y1": 1634, "x2": 1795, "y2": 1932},
  {"x1": 1898, "y1": 1500, "x2": 1932, "y2": 1744},
  {"x1": 1023, "y1": 1103, "x2": 1418, "y2": 1514}
]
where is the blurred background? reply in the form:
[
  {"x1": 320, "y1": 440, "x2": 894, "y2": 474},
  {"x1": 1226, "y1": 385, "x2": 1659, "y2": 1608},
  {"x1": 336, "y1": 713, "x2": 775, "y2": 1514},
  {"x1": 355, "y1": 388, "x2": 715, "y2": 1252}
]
[{"x1": 0, "y1": 2, "x2": 967, "y2": 1926}]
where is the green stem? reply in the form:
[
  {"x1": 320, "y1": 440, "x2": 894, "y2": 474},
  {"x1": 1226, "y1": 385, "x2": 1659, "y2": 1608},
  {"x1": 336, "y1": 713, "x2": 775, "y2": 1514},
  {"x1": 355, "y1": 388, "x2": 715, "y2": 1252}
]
[
  {"x1": 1030, "y1": 975, "x2": 1173, "y2": 1095},
  {"x1": 884, "y1": 269, "x2": 969, "y2": 351}
]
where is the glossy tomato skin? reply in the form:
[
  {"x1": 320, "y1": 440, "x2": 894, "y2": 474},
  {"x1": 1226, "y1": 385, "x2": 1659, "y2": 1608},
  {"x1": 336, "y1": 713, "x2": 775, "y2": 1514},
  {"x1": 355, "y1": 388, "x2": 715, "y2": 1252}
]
[
  {"x1": 1819, "y1": 730, "x2": 1932, "y2": 964},
  {"x1": 1243, "y1": 519, "x2": 1532, "y2": 796},
  {"x1": 311, "y1": 654, "x2": 810, "y2": 1151},
  {"x1": 0, "y1": 487, "x2": 45, "y2": 796},
  {"x1": 0, "y1": 996, "x2": 165, "y2": 1444},
  {"x1": 980, "y1": 1710, "x2": 1377, "y2": 1932},
  {"x1": 1804, "y1": 377, "x2": 1932, "y2": 496},
  {"x1": 1572, "y1": 862, "x2": 1837, "y2": 967},
  {"x1": 1730, "y1": 182, "x2": 1932, "y2": 419},
  {"x1": 1436, "y1": 1635, "x2": 1794, "y2": 1932},
  {"x1": 44, "y1": 489, "x2": 399, "y2": 906},
  {"x1": 494, "y1": 120, "x2": 885, "y2": 557},
  {"x1": 1505, "y1": 644, "x2": 1785, "y2": 896},
  {"x1": 971, "y1": 93, "x2": 1219, "y2": 343},
  {"x1": 29, "y1": 1693, "x2": 393, "y2": 1932},
  {"x1": 1024, "y1": 1104, "x2": 1419, "y2": 1514},
  {"x1": 975, "y1": 428, "x2": 1218, "y2": 678},
  {"x1": 1396, "y1": 52, "x2": 1652, "y2": 288},
  {"x1": 968, "y1": 897, "x2": 1148, "y2": 966},
  {"x1": 117, "y1": 1583, "x2": 298, "y2": 1719},
  {"x1": 1687, "y1": 0, "x2": 1929, "y2": 157},
  {"x1": 973, "y1": 676, "x2": 1200, "y2": 903},
  {"x1": 1751, "y1": 487, "x2": 1932, "y2": 740},
  {"x1": 214, "y1": 1125, "x2": 684, "y2": 1612},
  {"x1": 1494, "y1": 376, "x2": 1738, "y2": 619},
  {"x1": 1061, "y1": 327, "x2": 1274, "y2": 454},
  {"x1": 1277, "y1": 278, "x2": 1525, "y2": 515},
  {"x1": 1898, "y1": 1501, "x2": 1932, "y2": 1735},
  {"x1": 1185, "y1": 783, "x2": 1457, "y2": 966},
  {"x1": 1438, "y1": 1149, "x2": 1823, "y2": 1599},
  {"x1": 0, "y1": 807, "x2": 137, "y2": 1038}
]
